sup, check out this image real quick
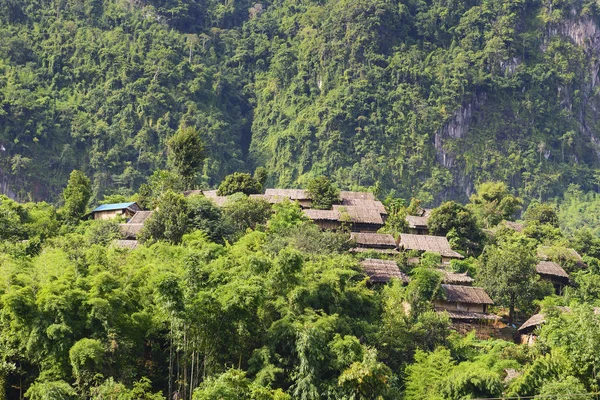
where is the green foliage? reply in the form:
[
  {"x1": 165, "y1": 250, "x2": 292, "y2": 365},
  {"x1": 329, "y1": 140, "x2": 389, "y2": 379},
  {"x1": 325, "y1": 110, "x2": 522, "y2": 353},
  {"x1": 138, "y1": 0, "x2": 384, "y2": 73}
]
[
  {"x1": 429, "y1": 201, "x2": 482, "y2": 251},
  {"x1": 139, "y1": 191, "x2": 189, "y2": 244},
  {"x1": 25, "y1": 380, "x2": 77, "y2": 400},
  {"x1": 469, "y1": 182, "x2": 523, "y2": 228},
  {"x1": 167, "y1": 126, "x2": 206, "y2": 189},
  {"x1": 404, "y1": 347, "x2": 454, "y2": 400},
  {"x1": 217, "y1": 173, "x2": 263, "y2": 196},
  {"x1": 61, "y1": 170, "x2": 91, "y2": 222},
  {"x1": 559, "y1": 186, "x2": 600, "y2": 237},
  {"x1": 187, "y1": 194, "x2": 233, "y2": 243},
  {"x1": 305, "y1": 177, "x2": 340, "y2": 210},
  {"x1": 222, "y1": 196, "x2": 272, "y2": 235},
  {"x1": 268, "y1": 201, "x2": 307, "y2": 234},
  {"x1": 69, "y1": 338, "x2": 104, "y2": 388},
  {"x1": 525, "y1": 202, "x2": 559, "y2": 227},
  {"x1": 477, "y1": 235, "x2": 546, "y2": 322}
]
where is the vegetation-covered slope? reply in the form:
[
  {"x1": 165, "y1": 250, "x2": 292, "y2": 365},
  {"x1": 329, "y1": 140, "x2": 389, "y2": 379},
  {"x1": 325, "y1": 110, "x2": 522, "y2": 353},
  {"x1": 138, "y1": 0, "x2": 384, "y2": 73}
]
[{"x1": 2, "y1": 0, "x2": 600, "y2": 203}]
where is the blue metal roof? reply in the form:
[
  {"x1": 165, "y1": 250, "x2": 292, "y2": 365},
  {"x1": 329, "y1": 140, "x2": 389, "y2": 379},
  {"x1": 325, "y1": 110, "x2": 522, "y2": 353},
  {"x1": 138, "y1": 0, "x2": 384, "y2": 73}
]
[{"x1": 92, "y1": 202, "x2": 137, "y2": 212}]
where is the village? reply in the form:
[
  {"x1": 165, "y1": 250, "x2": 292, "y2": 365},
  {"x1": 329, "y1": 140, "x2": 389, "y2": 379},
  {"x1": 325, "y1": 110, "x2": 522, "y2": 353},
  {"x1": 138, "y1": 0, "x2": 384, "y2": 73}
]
[{"x1": 89, "y1": 187, "x2": 576, "y2": 345}]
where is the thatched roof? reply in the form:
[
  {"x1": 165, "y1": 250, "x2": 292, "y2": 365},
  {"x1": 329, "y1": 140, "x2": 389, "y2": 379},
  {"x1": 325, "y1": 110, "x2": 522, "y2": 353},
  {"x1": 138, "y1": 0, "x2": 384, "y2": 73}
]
[
  {"x1": 113, "y1": 240, "x2": 139, "y2": 249},
  {"x1": 202, "y1": 190, "x2": 229, "y2": 207},
  {"x1": 406, "y1": 215, "x2": 429, "y2": 229},
  {"x1": 249, "y1": 194, "x2": 290, "y2": 204},
  {"x1": 129, "y1": 211, "x2": 153, "y2": 224},
  {"x1": 339, "y1": 191, "x2": 376, "y2": 201},
  {"x1": 502, "y1": 221, "x2": 524, "y2": 232},
  {"x1": 350, "y1": 247, "x2": 400, "y2": 255},
  {"x1": 441, "y1": 284, "x2": 494, "y2": 305},
  {"x1": 264, "y1": 188, "x2": 310, "y2": 200},
  {"x1": 119, "y1": 223, "x2": 144, "y2": 239},
  {"x1": 399, "y1": 234, "x2": 464, "y2": 258},
  {"x1": 333, "y1": 205, "x2": 384, "y2": 225},
  {"x1": 517, "y1": 306, "x2": 594, "y2": 332},
  {"x1": 341, "y1": 198, "x2": 387, "y2": 215},
  {"x1": 183, "y1": 190, "x2": 203, "y2": 197},
  {"x1": 360, "y1": 259, "x2": 410, "y2": 284},
  {"x1": 436, "y1": 308, "x2": 500, "y2": 321},
  {"x1": 536, "y1": 261, "x2": 569, "y2": 278},
  {"x1": 437, "y1": 269, "x2": 474, "y2": 285},
  {"x1": 517, "y1": 313, "x2": 546, "y2": 332},
  {"x1": 537, "y1": 246, "x2": 583, "y2": 262},
  {"x1": 351, "y1": 232, "x2": 397, "y2": 248},
  {"x1": 303, "y1": 209, "x2": 340, "y2": 221}
]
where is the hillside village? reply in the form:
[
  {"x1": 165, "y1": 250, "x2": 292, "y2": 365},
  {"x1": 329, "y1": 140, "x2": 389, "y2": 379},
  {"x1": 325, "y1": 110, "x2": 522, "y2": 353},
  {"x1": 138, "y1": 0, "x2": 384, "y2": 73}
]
[
  {"x1": 91, "y1": 180, "x2": 580, "y2": 345},
  {"x1": 3, "y1": 169, "x2": 600, "y2": 397}
]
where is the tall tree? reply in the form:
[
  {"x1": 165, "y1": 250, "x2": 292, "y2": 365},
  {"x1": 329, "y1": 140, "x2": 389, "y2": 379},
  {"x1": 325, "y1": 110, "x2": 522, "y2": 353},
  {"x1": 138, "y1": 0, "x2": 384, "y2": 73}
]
[
  {"x1": 62, "y1": 170, "x2": 91, "y2": 222},
  {"x1": 428, "y1": 201, "x2": 482, "y2": 252},
  {"x1": 167, "y1": 126, "x2": 206, "y2": 189},
  {"x1": 217, "y1": 173, "x2": 262, "y2": 196},
  {"x1": 139, "y1": 191, "x2": 189, "y2": 244},
  {"x1": 477, "y1": 235, "x2": 543, "y2": 323},
  {"x1": 306, "y1": 176, "x2": 339, "y2": 210},
  {"x1": 468, "y1": 182, "x2": 523, "y2": 228}
]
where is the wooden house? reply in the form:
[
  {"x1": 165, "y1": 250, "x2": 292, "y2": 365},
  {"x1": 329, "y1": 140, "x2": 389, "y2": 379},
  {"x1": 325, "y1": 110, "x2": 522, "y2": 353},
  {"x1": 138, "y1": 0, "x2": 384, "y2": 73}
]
[
  {"x1": 406, "y1": 215, "x2": 430, "y2": 235},
  {"x1": 350, "y1": 232, "x2": 398, "y2": 254},
  {"x1": 264, "y1": 189, "x2": 312, "y2": 208},
  {"x1": 518, "y1": 306, "x2": 579, "y2": 345},
  {"x1": 333, "y1": 205, "x2": 385, "y2": 232},
  {"x1": 303, "y1": 209, "x2": 342, "y2": 230},
  {"x1": 359, "y1": 259, "x2": 410, "y2": 285},
  {"x1": 91, "y1": 202, "x2": 141, "y2": 220},
  {"x1": 435, "y1": 284, "x2": 496, "y2": 321},
  {"x1": 437, "y1": 269, "x2": 474, "y2": 286},
  {"x1": 398, "y1": 234, "x2": 464, "y2": 263},
  {"x1": 341, "y1": 198, "x2": 388, "y2": 222},
  {"x1": 536, "y1": 261, "x2": 569, "y2": 294}
]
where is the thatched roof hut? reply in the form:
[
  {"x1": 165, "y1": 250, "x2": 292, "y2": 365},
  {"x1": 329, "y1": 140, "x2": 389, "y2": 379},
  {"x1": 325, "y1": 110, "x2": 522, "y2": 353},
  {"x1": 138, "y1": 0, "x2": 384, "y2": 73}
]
[
  {"x1": 437, "y1": 269, "x2": 474, "y2": 285},
  {"x1": 264, "y1": 189, "x2": 309, "y2": 200},
  {"x1": 441, "y1": 284, "x2": 494, "y2": 305},
  {"x1": 119, "y1": 223, "x2": 144, "y2": 239},
  {"x1": 303, "y1": 209, "x2": 340, "y2": 221},
  {"x1": 339, "y1": 191, "x2": 376, "y2": 201},
  {"x1": 350, "y1": 232, "x2": 398, "y2": 254},
  {"x1": 406, "y1": 215, "x2": 429, "y2": 229},
  {"x1": 128, "y1": 211, "x2": 153, "y2": 224},
  {"x1": 202, "y1": 190, "x2": 229, "y2": 207},
  {"x1": 341, "y1": 199, "x2": 387, "y2": 215},
  {"x1": 351, "y1": 233, "x2": 397, "y2": 248},
  {"x1": 113, "y1": 240, "x2": 139, "y2": 249},
  {"x1": 360, "y1": 259, "x2": 410, "y2": 284},
  {"x1": 399, "y1": 234, "x2": 464, "y2": 259},
  {"x1": 536, "y1": 261, "x2": 569, "y2": 279},
  {"x1": 333, "y1": 205, "x2": 384, "y2": 225}
]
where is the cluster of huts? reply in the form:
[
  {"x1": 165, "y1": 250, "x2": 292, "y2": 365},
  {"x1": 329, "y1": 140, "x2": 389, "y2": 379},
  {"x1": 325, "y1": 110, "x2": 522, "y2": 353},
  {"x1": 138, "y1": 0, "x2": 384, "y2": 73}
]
[{"x1": 90, "y1": 189, "x2": 579, "y2": 342}]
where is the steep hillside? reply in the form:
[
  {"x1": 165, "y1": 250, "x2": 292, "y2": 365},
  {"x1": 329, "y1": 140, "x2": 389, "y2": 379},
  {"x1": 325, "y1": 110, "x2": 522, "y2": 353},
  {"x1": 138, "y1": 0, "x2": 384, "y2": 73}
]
[{"x1": 1, "y1": 0, "x2": 600, "y2": 203}]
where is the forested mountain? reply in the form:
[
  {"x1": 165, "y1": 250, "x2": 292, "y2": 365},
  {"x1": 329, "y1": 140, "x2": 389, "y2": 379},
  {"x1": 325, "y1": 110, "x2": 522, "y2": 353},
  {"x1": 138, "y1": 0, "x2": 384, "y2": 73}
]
[{"x1": 2, "y1": 0, "x2": 600, "y2": 203}]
